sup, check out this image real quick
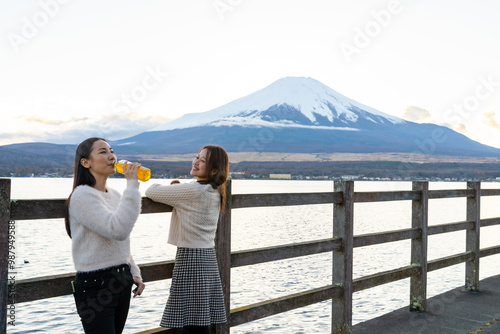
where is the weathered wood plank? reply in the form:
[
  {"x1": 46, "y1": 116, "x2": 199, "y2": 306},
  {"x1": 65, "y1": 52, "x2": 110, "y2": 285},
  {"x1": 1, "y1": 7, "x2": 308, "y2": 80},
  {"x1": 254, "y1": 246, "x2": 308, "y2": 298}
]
[
  {"x1": 16, "y1": 272, "x2": 74, "y2": 303},
  {"x1": 140, "y1": 197, "x2": 173, "y2": 214},
  {"x1": 427, "y1": 221, "x2": 474, "y2": 236},
  {"x1": 230, "y1": 285, "x2": 342, "y2": 327},
  {"x1": 16, "y1": 261, "x2": 175, "y2": 303},
  {"x1": 480, "y1": 246, "x2": 500, "y2": 257},
  {"x1": 353, "y1": 228, "x2": 418, "y2": 248},
  {"x1": 480, "y1": 217, "x2": 500, "y2": 227},
  {"x1": 480, "y1": 189, "x2": 500, "y2": 196},
  {"x1": 231, "y1": 192, "x2": 342, "y2": 209},
  {"x1": 231, "y1": 238, "x2": 342, "y2": 268},
  {"x1": 10, "y1": 199, "x2": 66, "y2": 220},
  {"x1": 428, "y1": 189, "x2": 473, "y2": 199},
  {"x1": 138, "y1": 260, "x2": 175, "y2": 282},
  {"x1": 354, "y1": 190, "x2": 420, "y2": 203},
  {"x1": 353, "y1": 266, "x2": 419, "y2": 292},
  {"x1": 427, "y1": 252, "x2": 474, "y2": 272},
  {"x1": 10, "y1": 197, "x2": 173, "y2": 221}
]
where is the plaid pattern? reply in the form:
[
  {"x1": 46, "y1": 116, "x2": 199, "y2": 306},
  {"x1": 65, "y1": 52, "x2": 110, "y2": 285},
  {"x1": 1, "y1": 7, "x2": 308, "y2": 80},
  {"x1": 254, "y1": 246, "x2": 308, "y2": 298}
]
[{"x1": 160, "y1": 248, "x2": 227, "y2": 328}]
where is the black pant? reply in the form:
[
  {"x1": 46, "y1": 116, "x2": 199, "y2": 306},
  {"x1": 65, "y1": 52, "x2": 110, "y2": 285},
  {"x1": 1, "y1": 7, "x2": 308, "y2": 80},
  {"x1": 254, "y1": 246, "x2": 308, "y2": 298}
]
[
  {"x1": 73, "y1": 264, "x2": 134, "y2": 334},
  {"x1": 183, "y1": 326, "x2": 210, "y2": 334}
]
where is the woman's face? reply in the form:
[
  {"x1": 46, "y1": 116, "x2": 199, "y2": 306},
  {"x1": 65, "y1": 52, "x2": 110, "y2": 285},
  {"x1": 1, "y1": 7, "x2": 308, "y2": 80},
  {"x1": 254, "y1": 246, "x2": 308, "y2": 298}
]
[
  {"x1": 190, "y1": 148, "x2": 209, "y2": 180},
  {"x1": 81, "y1": 140, "x2": 117, "y2": 178}
]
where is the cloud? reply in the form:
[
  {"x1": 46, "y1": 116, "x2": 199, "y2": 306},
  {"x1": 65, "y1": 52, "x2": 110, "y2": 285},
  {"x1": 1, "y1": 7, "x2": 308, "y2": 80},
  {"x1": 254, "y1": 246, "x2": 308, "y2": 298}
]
[
  {"x1": 483, "y1": 111, "x2": 500, "y2": 130},
  {"x1": 2, "y1": 113, "x2": 173, "y2": 145},
  {"x1": 17, "y1": 115, "x2": 90, "y2": 126},
  {"x1": 402, "y1": 106, "x2": 432, "y2": 122},
  {"x1": 453, "y1": 123, "x2": 468, "y2": 134}
]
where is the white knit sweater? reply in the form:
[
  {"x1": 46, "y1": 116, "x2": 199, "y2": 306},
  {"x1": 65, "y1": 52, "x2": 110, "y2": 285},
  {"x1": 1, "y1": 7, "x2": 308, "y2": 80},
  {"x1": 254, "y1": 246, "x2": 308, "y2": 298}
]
[
  {"x1": 145, "y1": 181, "x2": 221, "y2": 248},
  {"x1": 69, "y1": 179, "x2": 142, "y2": 278}
]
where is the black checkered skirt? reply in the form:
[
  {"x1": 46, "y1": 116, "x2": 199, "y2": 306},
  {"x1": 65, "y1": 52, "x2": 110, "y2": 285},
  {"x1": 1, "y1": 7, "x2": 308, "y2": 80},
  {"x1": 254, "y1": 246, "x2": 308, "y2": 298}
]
[{"x1": 160, "y1": 247, "x2": 227, "y2": 328}]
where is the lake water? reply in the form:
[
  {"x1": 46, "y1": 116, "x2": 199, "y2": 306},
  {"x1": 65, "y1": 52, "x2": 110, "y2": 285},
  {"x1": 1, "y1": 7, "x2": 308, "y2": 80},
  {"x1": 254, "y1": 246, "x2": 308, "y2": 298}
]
[{"x1": 6, "y1": 178, "x2": 500, "y2": 333}]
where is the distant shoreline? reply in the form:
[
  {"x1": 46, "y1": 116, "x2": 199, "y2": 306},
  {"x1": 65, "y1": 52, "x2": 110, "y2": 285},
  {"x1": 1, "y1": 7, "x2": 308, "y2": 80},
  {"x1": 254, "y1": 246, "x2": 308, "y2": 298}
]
[{"x1": 130, "y1": 152, "x2": 500, "y2": 164}]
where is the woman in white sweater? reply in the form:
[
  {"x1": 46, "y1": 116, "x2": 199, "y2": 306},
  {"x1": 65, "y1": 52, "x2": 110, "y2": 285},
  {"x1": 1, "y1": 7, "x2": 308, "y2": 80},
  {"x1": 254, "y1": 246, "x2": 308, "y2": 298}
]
[
  {"x1": 64, "y1": 137, "x2": 146, "y2": 334},
  {"x1": 145, "y1": 145, "x2": 229, "y2": 334}
]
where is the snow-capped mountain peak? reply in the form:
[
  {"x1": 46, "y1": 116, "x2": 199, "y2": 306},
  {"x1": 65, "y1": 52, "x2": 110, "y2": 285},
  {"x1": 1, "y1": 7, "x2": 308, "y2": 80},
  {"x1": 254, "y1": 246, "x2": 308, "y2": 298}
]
[{"x1": 151, "y1": 77, "x2": 404, "y2": 131}]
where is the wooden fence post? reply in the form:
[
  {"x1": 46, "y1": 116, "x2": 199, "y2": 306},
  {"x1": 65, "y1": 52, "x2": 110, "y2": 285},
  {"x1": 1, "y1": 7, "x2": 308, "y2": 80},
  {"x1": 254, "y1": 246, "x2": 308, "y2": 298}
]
[
  {"x1": 0, "y1": 179, "x2": 11, "y2": 334},
  {"x1": 214, "y1": 180, "x2": 232, "y2": 334},
  {"x1": 466, "y1": 181, "x2": 480, "y2": 291},
  {"x1": 332, "y1": 180, "x2": 354, "y2": 334},
  {"x1": 409, "y1": 181, "x2": 428, "y2": 312}
]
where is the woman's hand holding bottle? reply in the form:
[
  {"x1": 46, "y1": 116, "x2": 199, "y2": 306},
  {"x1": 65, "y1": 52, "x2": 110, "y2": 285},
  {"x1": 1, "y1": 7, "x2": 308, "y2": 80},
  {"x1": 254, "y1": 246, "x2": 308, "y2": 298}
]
[{"x1": 115, "y1": 160, "x2": 151, "y2": 181}]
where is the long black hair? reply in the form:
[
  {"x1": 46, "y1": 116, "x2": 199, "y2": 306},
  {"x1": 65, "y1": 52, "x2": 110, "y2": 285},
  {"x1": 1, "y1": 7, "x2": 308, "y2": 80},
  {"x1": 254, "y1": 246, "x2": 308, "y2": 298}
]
[
  {"x1": 196, "y1": 145, "x2": 229, "y2": 210},
  {"x1": 64, "y1": 137, "x2": 107, "y2": 238}
]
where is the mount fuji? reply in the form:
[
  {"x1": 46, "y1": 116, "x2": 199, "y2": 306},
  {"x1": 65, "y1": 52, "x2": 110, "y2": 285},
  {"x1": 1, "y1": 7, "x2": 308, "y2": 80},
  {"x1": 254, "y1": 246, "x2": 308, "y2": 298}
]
[
  {"x1": 149, "y1": 76, "x2": 402, "y2": 131},
  {"x1": 112, "y1": 77, "x2": 500, "y2": 158}
]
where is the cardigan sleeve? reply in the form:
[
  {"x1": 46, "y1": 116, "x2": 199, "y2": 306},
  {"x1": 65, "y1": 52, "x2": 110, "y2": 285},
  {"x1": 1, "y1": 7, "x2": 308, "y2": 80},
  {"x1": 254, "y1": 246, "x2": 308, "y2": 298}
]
[
  {"x1": 145, "y1": 182, "x2": 201, "y2": 207},
  {"x1": 70, "y1": 180, "x2": 141, "y2": 241},
  {"x1": 129, "y1": 254, "x2": 141, "y2": 278}
]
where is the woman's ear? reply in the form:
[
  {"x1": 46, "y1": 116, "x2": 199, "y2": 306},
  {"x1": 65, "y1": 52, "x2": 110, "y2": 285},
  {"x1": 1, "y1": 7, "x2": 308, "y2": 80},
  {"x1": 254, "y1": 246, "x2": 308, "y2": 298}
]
[
  {"x1": 80, "y1": 158, "x2": 90, "y2": 169},
  {"x1": 211, "y1": 169, "x2": 218, "y2": 175}
]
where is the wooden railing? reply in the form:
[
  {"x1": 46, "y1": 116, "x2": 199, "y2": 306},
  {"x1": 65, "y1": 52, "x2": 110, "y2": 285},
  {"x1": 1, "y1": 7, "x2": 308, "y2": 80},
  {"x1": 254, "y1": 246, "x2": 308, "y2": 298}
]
[{"x1": 1, "y1": 179, "x2": 500, "y2": 333}]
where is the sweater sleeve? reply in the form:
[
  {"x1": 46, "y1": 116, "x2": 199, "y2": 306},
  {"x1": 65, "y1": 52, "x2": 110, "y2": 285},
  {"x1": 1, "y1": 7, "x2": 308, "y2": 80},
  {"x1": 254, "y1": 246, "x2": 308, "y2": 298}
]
[
  {"x1": 145, "y1": 182, "x2": 200, "y2": 207},
  {"x1": 70, "y1": 180, "x2": 141, "y2": 241},
  {"x1": 129, "y1": 254, "x2": 141, "y2": 278}
]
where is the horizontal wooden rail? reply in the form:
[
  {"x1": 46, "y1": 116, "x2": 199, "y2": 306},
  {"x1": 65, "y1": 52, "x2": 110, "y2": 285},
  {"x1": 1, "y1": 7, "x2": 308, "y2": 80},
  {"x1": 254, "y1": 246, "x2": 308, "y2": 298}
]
[
  {"x1": 231, "y1": 238, "x2": 342, "y2": 268},
  {"x1": 427, "y1": 221, "x2": 474, "y2": 236},
  {"x1": 10, "y1": 199, "x2": 65, "y2": 220},
  {"x1": 16, "y1": 260, "x2": 176, "y2": 303},
  {"x1": 480, "y1": 245, "x2": 500, "y2": 258},
  {"x1": 16, "y1": 272, "x2": 74, "y2": 303},
  {"x1": 11, "y1": 198, "x2": 173, "y2": 221},
  {"x1": 230, "y1": 284, "x2": 343, "y2": 327},
  {"x1": 428, "y1": 189, "x2": 474, "y2": 199},
  {"x1": 231, "y1": 192, "x2": 343, "y2": 208},
  {"x1": 353, "y1": 266, "x2": 419, "y2": 292},
  {"x1": 354, "y1": 191, "x2": 420, "y2": 202},
  {"x1": 480, "y1": 189, "x2": 500, "y2": 196},
  {"x1": 480, "y1": 217, "x2": 500, "y2": 228},
  {"x1": 427, "y1": 252, "x2": 474, "y2": 272},
  {"x1": 353, "y1": 228, "x2": 418, "y2": 247}
]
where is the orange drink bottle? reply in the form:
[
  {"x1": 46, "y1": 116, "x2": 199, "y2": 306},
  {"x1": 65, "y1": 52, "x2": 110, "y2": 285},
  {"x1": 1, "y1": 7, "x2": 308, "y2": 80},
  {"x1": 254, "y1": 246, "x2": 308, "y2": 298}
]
[{"x1": 114, "y1": 160, "x2": 151, "y2": 182}]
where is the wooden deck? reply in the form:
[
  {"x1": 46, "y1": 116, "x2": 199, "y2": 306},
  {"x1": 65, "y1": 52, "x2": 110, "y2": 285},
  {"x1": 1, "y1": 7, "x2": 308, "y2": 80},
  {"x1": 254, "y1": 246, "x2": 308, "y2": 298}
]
[{"x1": 353, "y1": 274, "x2": 500, "y2": 334}]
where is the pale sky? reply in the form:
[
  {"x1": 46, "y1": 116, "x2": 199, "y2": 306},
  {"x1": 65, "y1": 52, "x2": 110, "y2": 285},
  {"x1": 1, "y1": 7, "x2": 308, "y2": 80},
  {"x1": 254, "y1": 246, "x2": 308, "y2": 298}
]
[{"x1": 1, "y1": 0, "x2": 500, "y2": 148}]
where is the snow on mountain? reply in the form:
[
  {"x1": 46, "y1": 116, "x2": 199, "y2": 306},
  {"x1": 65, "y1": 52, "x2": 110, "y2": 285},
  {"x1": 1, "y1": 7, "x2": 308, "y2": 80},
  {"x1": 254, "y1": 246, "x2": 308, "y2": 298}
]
[{"x1": 150, "y1": 77, "x2": 405, "y2": 131}]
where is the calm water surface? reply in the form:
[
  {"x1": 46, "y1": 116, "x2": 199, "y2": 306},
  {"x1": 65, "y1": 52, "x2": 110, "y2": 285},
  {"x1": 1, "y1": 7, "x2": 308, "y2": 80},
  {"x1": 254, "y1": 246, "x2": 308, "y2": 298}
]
[{"x1": 7, "y1": 178, "x2": 500, "y2": 333}]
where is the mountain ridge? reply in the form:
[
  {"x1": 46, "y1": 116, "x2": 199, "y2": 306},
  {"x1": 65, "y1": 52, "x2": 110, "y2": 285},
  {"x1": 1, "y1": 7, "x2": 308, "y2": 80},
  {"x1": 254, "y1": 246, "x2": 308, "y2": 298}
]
[
  {"x1": 149, "y1": 76, "x2": 403, "y2": 132},
  {"x1": 111, "y1": 76, "x2": 499, "y2": 159}
]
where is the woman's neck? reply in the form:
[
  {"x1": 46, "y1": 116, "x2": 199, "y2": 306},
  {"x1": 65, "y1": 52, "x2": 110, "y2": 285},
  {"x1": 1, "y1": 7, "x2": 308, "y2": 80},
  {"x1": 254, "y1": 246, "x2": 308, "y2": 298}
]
[{"x1": 93, "y1": 175, "x2": 108, "y2": 192}]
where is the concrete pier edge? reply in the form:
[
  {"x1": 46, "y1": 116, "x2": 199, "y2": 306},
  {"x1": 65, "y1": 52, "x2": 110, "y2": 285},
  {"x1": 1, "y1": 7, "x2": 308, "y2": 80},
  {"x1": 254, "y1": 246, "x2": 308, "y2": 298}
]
[{"x1": 353, "y1": 274, "x2": 500, "y2": 334}]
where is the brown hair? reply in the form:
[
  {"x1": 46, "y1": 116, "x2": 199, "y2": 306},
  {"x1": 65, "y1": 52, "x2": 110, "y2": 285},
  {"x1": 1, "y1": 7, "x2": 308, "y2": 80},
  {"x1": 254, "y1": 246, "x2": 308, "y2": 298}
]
[
  {"x1": 64, "y1": 137, "x2": 107, "y2": 238},
  {"x1": 197, "y1": 145, "x2": 229, "y2": 210}
]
